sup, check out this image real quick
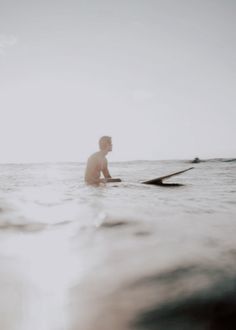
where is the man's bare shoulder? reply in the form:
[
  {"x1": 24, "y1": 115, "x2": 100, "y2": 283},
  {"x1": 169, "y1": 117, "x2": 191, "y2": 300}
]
[
  {"x1": 87, "y1": 151, "x2": 106, "y2": 164},
  {"x1": 88, "y1": 151, "x2": 102, "y2": 161}
]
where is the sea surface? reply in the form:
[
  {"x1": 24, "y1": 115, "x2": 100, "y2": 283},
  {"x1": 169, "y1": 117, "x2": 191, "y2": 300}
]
[{"x1": 0, "y1": 159, "x2": 236, "y2": 330}]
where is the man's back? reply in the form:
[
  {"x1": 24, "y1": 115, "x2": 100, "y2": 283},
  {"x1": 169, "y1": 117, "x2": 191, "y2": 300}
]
[{"x1": 84, "y1": 151, "x2": 109, "y2": 184}]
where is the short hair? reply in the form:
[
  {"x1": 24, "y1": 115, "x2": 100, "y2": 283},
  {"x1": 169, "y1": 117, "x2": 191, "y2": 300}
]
[{"x1": 99, "y1": 136, "x2": 111, "y2": 150}]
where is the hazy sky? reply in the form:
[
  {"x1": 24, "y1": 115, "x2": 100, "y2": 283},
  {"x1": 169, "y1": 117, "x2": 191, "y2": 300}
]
[{"x1": 0, "y1": 0, "x2": 235, "y2": 162}]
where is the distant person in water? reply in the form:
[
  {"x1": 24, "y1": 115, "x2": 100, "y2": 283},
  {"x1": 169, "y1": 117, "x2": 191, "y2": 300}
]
[
  {"x1": 84, "y1": 136, "x2": 121, "y2": 185},
  {"x1": 192, "y1": 157, "x2": 200, "y2": 163}
]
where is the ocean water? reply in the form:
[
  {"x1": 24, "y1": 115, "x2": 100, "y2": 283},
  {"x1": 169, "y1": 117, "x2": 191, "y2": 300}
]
[{"x1": 0, "y1": 159, "x2": 235, "y2": 330}]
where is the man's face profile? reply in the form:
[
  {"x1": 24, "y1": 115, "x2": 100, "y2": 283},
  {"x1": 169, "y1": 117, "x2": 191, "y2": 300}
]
[
  {"x1": 99, "y1": 136, "x2": 112, "y2": 152},
  {"x1": 107, "y1": 139, "x2": 112, "y2": 152}
]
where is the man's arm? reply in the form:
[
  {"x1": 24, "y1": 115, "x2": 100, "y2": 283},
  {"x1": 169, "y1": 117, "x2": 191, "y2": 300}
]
[
  {"x1": 102, "y1": 158, "x2": 112, "y2": 179},
  {"x1": 102, "y1": 159, "x2": 121, "y2": 182}
]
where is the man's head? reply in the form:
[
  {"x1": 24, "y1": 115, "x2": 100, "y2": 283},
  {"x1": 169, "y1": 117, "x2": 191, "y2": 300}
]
[{"x1": 99, "y1": 136, "x2": 112, "y2": 152}]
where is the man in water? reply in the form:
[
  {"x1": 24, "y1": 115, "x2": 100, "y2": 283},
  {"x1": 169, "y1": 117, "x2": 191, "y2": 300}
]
[{"x1": 84, "y1": 136, "x2": 121, "y2": 185}]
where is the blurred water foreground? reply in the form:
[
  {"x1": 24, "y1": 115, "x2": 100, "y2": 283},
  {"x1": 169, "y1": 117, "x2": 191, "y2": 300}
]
[{"x1": 0, "y1": 159, "x2": 236, "y2": 329}]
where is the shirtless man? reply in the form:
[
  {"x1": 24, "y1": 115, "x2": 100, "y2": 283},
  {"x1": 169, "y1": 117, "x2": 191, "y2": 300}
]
[{"x1": 84, "y1": 136, "x2": 121, "y2": 185}]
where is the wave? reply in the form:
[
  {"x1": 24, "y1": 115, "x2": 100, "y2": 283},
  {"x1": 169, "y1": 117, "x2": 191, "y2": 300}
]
[
  {"x1": 96, "y1": 212, "x2": 138, "y2": 229},
  {"x1": 0, "y1": 220, "x2": 47, "y2": 232},
  {"x1": 222, "y1": 158, "x2": 236, "y2": 163}
]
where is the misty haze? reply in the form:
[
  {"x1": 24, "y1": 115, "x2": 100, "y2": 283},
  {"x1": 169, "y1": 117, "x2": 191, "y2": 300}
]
[{"x1": 0, "y1": 1, "x2": 236, "y2": 330}]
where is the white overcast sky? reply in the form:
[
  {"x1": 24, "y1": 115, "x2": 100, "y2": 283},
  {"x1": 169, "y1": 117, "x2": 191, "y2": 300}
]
[{"x1": 0, "y1": 0, "x2": 235, "y2": 162}]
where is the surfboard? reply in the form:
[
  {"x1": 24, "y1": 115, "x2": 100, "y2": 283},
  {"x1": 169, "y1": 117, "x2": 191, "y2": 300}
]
[
  {"x1": 141, "y1": 167, "x2": 194, "y2": 186},
  {"x1": 106, "y1": 178, "x2": 122, "y2": 183}
]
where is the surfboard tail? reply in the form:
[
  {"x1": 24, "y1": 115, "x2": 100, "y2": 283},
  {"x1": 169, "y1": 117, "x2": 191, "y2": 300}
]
[{"x1": 142, "y1": 167, "x2": 194, "y2": 185}]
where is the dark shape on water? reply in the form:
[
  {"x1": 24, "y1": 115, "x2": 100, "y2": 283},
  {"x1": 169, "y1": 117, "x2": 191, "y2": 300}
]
[
  {"x1": 100, "y1": 220, "x2": 128, "y2": 228},
  {"x1": 135, "y1": 230, "x2": 151, "y2": 237},
  {"x1": 142, "y1": 167, "x2": 194, "y2": 186},
  {"x1": 133, "y1": 274, "x2": 236, "y2": 330},
  {"x1": 191, "y1": 157, "x2": 200, "y2": 163}
]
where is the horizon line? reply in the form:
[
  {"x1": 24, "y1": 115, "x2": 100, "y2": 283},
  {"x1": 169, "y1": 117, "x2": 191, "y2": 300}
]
[{"x1": 0, "y1": 157, "x2": 235, "y2": 165}]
